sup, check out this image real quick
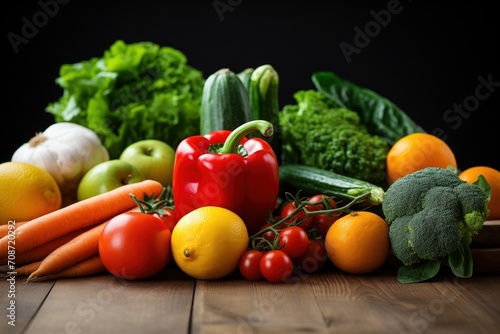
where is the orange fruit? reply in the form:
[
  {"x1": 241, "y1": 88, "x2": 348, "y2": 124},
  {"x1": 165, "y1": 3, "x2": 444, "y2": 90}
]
[
  {"x1": 459, "y1": 166, "x2": 500, "y2": 220},
  {"x1": 386, "y1": 133, "x2": 457, "y2": 185},
  {"x1": 0, "y1": 161, "x2": 62, "y2": 223},
  {"x1": 324, "y1": 211, "x2": 390, "y2": 274}
]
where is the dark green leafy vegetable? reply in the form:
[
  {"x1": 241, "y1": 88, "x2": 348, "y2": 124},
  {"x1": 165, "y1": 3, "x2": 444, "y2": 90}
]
[
  {"x1": 312, "y1": 71, "x2": 425, "y2": 146},
  {"x1": 279, "y1": 90, "x2": 389, "y2": 184},
  {"x1": 46, "y1": 40, "x2": 205, "y2": 158},
  {"x1": 397, "y1": 259, "x2": 441, "y2": 284}
]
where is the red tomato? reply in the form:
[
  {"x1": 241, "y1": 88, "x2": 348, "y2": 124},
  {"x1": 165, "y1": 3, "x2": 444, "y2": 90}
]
[
  {"x1": 308, "y1": 194, "x2": 337, "y2": 210},
  {"x1": 308, "y1": 194, "x2": 340, "y2": 238},
  {"x1": 239, "y1": 249, "x2": 265, "y2": 281},
  {"x1": 257, "y1": 222, "x2": 281, "y2": 243},
  {"x1": 278, "y1": 226, "x2": 309, "y2": 258},
  {"x1": 314, "y1": 213, "x2": 341, "y2": 239},
  {"x1": 294, "y1": 239, "x2": 328, "y2": 274},
  {"x1": 99, "y1": 212, "x2": 171, "y2": 280},
  {"x1": 280, "y1": 201, "x2": 316, "y2": 230},
  {"x1": 260, "y1": 250, "x2": 293, "y2": 283}
]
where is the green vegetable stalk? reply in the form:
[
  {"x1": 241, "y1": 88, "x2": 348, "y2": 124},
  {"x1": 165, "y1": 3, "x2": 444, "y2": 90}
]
[
  {"x1": 382, "y1": 167, "x2": 491, "y2": 283},
  {"x1": 46, "y1": 40, "x2": 205, "y2": 158}
]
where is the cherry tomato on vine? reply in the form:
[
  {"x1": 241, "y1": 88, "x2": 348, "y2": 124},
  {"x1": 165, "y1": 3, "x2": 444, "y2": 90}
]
[
  {"x1": 315, "y1": 213, "x2": 341, "y2": 239},
  {"x1": 280, "y1": 200, "x2": 316, "y2": 230},
  {"x1": 99, "y1": 212, "x2": 171, "y2": 280},
  {"x1": 278, "y1": 226, "x2": 309, "y2": 258},
  {"x1": 294, "y1": 239, "x2": 328, "y2": 274},
  {"x1": 308, "y1": 194, "x2": 337, "y2": 211},
  {"x1": 239, "y1": 249, "x2": 265, "y2": 281},
  {"x1": 257, "y1": 221, "x2": 282, "y2": 243},
  {"x1": 260, "y1": 250, "x2": 293, "y2": 283},
  {"x1": 308, "y1": 194, "x2": 340, "y2": 238}
]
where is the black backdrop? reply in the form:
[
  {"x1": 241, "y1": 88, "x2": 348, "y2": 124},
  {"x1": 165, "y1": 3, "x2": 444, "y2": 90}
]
[{"x1": 4, "y1": 1, "x2": 499, "y2": 171}]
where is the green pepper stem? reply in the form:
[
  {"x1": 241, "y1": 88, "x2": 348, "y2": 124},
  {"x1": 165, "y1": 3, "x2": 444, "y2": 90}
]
[{"x1": 218, "y1": 120, "x2": 274, "y2": 154}]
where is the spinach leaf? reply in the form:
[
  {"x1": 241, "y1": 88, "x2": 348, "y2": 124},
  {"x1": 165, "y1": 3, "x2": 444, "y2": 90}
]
[
  {"x1": 397, "y1": 259, "x2": 441, "y2": 283},
  {"x1": 448, "y1": 239, "x2": 473, "y2": 278},
  {"x1": 312, "y1": 71, "x2": 426, "y2": 146}
]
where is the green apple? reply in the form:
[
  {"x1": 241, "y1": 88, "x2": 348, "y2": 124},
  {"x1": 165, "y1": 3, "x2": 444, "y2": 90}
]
[
  {"x1": 119, "y1": 139, "x2": 175, "y2": 186},
  {"x1": 77, "y1": 159, "x2": 145, "y2": 201}
]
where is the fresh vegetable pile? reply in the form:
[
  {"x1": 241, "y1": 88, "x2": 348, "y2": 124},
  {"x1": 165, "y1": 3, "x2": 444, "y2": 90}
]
[{"x1": 1, "y1": 40, "x2": 497, "y2": 285}]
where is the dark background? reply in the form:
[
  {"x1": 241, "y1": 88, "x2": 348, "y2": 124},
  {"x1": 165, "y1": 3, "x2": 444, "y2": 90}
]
[{"x1": 3, "y1": 1, "x2": 499, "y2": 171}]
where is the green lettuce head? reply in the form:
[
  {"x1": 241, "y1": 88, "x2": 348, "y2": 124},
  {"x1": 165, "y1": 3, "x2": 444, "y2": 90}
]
[{"x1": 46, "y1": 40, "x2": 205, "y2": 158}]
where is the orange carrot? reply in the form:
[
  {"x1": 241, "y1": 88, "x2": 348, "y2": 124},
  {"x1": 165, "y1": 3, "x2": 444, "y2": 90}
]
[
  {"x1": 0, "y1": 226, "x2": 94, "y2": 266},
  {"x1": 28, "y1": 255, "x2": 106, "y2": 282},
  {"x1": 0, "y1": 221, "x2": 28, "y2": 238},
  {"x1": 0, "y1": 179, "x2": 163, "y2": 258},
  {"x1": 12, "y1": 261, "x2": 41, "y2": 276},
  {"x1": 27, "y1": 221, "x2": 108, "y2": 281}
]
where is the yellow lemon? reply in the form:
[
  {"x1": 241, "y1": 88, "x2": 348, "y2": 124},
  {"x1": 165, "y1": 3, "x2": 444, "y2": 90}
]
[
  {"x1": 0, "y1": 161, "x2": 62, "y2": 224},
  {"x1": 171, "y1": 206, "x2": 249, "y2": 280}
]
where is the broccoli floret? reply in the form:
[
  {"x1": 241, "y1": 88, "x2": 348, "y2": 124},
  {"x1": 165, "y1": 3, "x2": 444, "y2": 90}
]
[
  {"x1": 388, "y1": 215, "x2": 420, "y2": 266},
  {"x1": 279, "y1": 90, "x2": 389, "y2": 184},
  {"x1": 453, "y1": 182, "x2": 490, "y2": 242},
  {"x1": 382, "y1": 167, "x2": 490, "y2": 267},
  {"x1": 383, "y1": 168, "x2": 464, "y2": 223},
  {"x1": 408, "y1": 207, "x2": 461, "y2": 262}
]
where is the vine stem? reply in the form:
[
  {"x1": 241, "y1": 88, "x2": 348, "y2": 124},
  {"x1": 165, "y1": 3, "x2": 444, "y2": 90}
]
[{"x1": 249, "y1": 191, "x2": 373, "y2": 240}]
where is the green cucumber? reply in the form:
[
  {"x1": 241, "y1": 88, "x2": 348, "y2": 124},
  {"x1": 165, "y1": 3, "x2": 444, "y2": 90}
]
[
  {"x1": 279, "y1": 164, "x2": 385, "y2": 206},
  {"x1": 200, "y1": 68, "x2": 252, "y2": 135},
  {"x1": 248, "y1": 64, "x2": 282, "y2": 161}
]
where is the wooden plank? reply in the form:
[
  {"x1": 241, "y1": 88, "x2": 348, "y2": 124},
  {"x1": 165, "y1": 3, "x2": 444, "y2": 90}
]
[
  {"x1": 310, "y1": 268, "x2": 499, "y2": 334},
  {"x1": 0, "y1": 273, "x2": 55, "y2": 334},
  {"x1": 23, "y1": 269, "x2": 195, "y2": 334},
  {"x1": 431, "y1": 273, "x2": 500, "y2": 333},
  {"x1": 191, "y1": 272, "x2": 329, "y2": 334}
]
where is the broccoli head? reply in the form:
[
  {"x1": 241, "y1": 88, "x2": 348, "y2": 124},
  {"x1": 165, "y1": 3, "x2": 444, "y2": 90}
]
[
  {"x1": 279, "y1": 90, "x2": 389, "y2": 184},
  {"x1": 383, "y1": 167, "x2": 490, "y2": 266}
]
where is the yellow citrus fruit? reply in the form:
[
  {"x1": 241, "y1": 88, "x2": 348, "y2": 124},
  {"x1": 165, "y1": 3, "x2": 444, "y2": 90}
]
[
  {"x1": 324, "y1": 211, "x2": 390, "y2": 274},
  {"x1": 386, "y1": 132, "x2": 457, "y2": 185},
  {"x1": 0, "y1": 161, "x2": 62, "y2": 224},
  {"x1": 459, "y1": 166, "x2": 500, "y2": 220},
  {"x1": 171, "y1": 206, "x2": 249, "y2": 280}
]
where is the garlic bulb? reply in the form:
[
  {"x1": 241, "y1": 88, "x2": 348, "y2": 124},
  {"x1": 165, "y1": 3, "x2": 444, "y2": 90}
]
[{"x1": 12, "y1": 122, "x2": 109, "y2": 199}]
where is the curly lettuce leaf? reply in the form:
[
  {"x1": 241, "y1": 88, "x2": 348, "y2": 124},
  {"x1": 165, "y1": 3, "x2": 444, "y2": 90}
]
[{"x1": 46, "y1": 40, "x2": 204, "y2": 158}]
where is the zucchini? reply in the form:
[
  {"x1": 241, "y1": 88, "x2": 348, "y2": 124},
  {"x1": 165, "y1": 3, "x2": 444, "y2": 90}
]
[
  {"x1": 279, "y1": 164, "x2": 385, "y2": 206},
  {"x1": 200, "y1": 68, "x2": 252, "y2": 135},
  {"x1": 237, "y1": 67, "x2": 254, "y2": 92},
  {"x1": 248, "y1": 64, "x2": 282, "y2": 162}
]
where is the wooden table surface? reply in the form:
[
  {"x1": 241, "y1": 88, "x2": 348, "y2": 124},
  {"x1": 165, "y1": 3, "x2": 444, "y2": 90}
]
[{"x1": 1, "y1": 263, "x2": 499, "y2": 334}]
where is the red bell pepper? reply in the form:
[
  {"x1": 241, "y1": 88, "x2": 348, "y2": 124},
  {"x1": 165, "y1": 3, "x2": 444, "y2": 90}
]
[{"x1": 172, "y1": 120, "x2": 279, "y2": 235}]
